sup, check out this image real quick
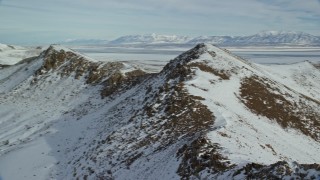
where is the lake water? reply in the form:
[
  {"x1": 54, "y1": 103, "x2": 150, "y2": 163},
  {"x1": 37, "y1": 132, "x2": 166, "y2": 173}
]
[{"x1": 72, "y1": 45, "x2": 320, "y2": 72}]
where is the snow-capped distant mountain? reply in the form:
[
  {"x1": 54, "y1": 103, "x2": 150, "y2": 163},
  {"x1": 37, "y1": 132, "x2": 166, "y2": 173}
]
[
  {"x1": 0, "y1": 44, "x2": 319, "y2": 179},
  {"x1": 109, "y1": 33, "x2": 191, "y2": 44},
  {"x1": 231, "y1": 31, "x2": 320, "y2": 46},
  {"x1": 109, "y1": 31, "x2": 320, "y2": 46},
  {"x1": 60, "y1": 31, "x2": 320, "y2": 46},
  {"x1": 188, "y1": 31, "x2": 320, "y2": 46},
  {"x1": 187, "y1": 35, "x2": 234, "y2": 44}
]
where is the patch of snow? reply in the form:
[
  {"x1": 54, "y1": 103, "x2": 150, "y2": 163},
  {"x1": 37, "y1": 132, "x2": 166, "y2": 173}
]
[{"x1": 0, "y1": 138, "x2": 56, "y2": 180}]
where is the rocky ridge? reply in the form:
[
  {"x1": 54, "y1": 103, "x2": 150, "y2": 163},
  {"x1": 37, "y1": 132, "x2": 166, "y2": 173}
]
[{"x1": 0, "y1": 44, "x2": 319, "y2": 179}]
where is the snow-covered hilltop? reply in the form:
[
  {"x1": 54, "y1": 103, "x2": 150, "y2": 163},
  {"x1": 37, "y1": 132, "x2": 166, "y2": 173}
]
[
  {"x1": 0, "y1": 44, "x2": 319, "y2": 179},
  {"x1": 0, "y1": 43, "x2": 42, "y2": 66}
]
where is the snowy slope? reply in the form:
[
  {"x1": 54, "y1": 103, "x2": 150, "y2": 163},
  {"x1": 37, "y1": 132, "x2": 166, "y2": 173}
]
[
  {"x1": 182, "y1": 45, "x2": 320, "y2": 174},
  {"x1": 0, "y1": 45, "x2": 146, "y2": 180},
  {"x1": 0, "y1": 44, "x2": 319, "y2": 180},
  {"x1": 257, "y1": 61, "x2": 320, "y2": 100},
  {"x1": 0, "y1": 43, "x2": 42, "y2": 65}
]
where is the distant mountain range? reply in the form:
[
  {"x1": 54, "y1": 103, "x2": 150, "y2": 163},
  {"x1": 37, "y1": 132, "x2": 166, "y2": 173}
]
[
  {"x1": 189, "y1": 31, "x2": 320, "y2": 46},
  {"x1": 62, "y1": 39, "x2": 110, "y2": 45},
  {"x1": 110, "y1": 33, "x2": 191, "y2": 44},
  {"x1": 61, "y1": 31, "x2": 320, "y2": 46}
]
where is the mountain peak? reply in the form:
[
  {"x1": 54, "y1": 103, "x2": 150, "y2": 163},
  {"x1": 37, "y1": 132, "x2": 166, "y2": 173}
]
[
  {"x1": 163, "y1": 43, "x2": 215, "y2": 68},
  {"x1": 161, "y1": 43, "x2": 248, "y2": 82},
  {"x1": 49, "y1": 44, "x2": 72, "y2": 51}
]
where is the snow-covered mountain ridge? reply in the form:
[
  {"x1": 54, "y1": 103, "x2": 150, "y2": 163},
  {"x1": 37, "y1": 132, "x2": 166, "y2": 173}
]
[
  {"x1": 0, "y1": 44, "x2": 319, "y2": 179},
  {"x1": 109, "y1": 33, "x2": 191, "y2": 44},
  {"x1": 63, "y1": 31, "x2": 320, "y2": 46},
  {"x1": 188, "y1": 31, "x2": 320, "y2": 46}
]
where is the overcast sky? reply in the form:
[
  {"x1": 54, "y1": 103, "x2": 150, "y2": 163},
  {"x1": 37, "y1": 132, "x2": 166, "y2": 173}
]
[{"x1": 0, "y1": 0, "x2": 320, "y2": 44}]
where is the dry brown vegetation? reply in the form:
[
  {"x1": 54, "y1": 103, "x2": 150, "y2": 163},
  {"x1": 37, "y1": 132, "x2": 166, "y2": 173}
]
[
  {"x1": 161, "y1": 83, "x2": 214, "y2": 137},
  {"x1": 188, "y1": 62, "x2": 230, "y2": 80},
  {"x1": 33, "y1": 47, "x2": 148, "y2": 98},
  {"x1": 177, "y1": 138, "x2": 234, "y2": 179},
  {"x1": 240, "y1": 76, "x2": 320, "y2": 141},
  {"x1": 123, "y1": 81, "x2": 216, "y2": 153},
  {"x1": 36, "y1": 47, "x2": 125, "y2": 84}
]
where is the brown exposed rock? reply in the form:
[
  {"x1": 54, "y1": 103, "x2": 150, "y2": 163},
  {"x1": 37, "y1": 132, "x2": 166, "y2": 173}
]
[
  {"x1": 177, "y1": 137, "x2": 234, "y2": 179},
  {"x1": 100, "y1": 69, "x2": 148, "y2": 98},
  {"x1": 233, "y1": 161, "x2": 320, "y2": 179},
  {"x1": 312, "y1": 63, "x2": 320, "y2": 70},
  {"x1": 188, "y1": 62, "x2": 230, "y2": 80},
  {"x1": 0, "y1": 64, "x2": 10, "y2": 69},
  {"x1": 33, "y1": 46, "x2": 147, "y2": 98},
  {"x1": 86, "y1": 62, "x2": 124, "y2": 84},
  {"x1": 36, "y1": 46, "x2": 126, "y2": 83},
  {"x1": 161, "y1": 83, "x2": 214, "y2": 138},
  {"x1": 161, "y1": 44, "x2": 207, "y2": 80}
]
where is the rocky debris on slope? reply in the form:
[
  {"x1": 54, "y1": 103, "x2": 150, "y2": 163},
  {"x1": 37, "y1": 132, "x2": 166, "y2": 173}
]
[
  {"x1": 232, "y1": 161, "x2": 320, "y2": 179},
  {"x1": 177, "y1": 138, "x2": 234, "y2": 179}
]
